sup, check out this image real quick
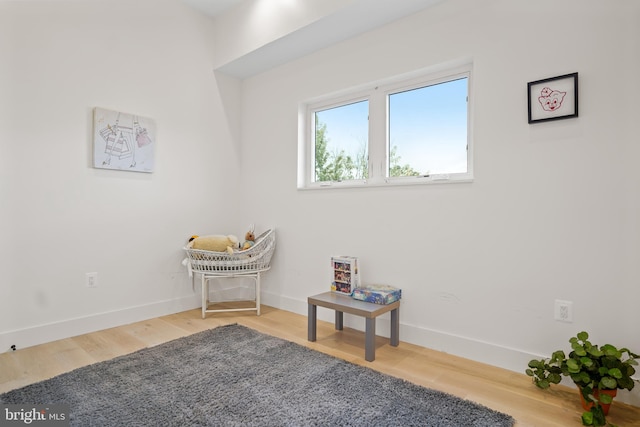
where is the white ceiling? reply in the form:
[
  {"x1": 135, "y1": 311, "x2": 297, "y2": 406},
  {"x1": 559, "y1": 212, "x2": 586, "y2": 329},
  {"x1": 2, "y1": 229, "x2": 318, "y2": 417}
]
[
  {"x1": 181, "y1": 0, "x2": 444, "y2": 78},
  {"x1": 181, "y1": 0, "x2": 244, "y2": 18}
]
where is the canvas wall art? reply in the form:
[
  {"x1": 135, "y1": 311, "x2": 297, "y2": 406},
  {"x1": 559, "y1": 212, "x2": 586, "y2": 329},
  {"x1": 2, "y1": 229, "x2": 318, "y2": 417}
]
[{"x1": 93, "y1": 107, "x2": 156, "y2": 173}]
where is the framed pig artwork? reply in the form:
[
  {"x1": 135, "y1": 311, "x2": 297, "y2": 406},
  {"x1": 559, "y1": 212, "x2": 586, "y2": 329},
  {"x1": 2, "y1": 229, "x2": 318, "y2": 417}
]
[{"x1": 527, "y1": 73, "x2": 578, "y2": 124}]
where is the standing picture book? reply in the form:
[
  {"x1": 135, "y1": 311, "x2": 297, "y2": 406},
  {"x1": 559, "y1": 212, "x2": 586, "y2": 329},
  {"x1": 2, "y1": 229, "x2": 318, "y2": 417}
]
[{"x1": 331, "y1": 256, "x2": 360, "y2": 295}]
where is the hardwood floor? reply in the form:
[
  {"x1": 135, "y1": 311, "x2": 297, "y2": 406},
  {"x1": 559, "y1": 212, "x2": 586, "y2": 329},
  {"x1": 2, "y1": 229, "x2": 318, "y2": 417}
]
[{"x1": 1, "y1": 304, "x2": 639, "y2": 426}]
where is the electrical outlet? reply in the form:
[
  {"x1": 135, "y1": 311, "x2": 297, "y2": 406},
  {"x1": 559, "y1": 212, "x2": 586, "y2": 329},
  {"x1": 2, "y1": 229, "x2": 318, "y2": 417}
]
[
  {"x1": 86, "y1": 272, "x2": 98, "y2": 288},
  {"x1": 554, "y1": 300, "x2": 573, "y2": 322}
]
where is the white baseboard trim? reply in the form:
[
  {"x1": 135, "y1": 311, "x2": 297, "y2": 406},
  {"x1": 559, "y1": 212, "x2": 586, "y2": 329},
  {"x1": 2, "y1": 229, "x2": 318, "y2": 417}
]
[
  {"x1": 261, "y1": 291, "x2": 640, "y2": 407},
  {"x1": 0, "y1": 295, "x2": 201, "y2": 353}
]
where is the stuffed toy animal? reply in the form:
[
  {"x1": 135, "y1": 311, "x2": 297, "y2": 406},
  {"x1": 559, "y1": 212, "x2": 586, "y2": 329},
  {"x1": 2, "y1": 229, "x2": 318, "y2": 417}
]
[
  {"x1": 242, "y1": 225, "x2": 256, "y2": 251},
  {"x1": 188, "y1": 234, "x2": 238, "y2": 254}
]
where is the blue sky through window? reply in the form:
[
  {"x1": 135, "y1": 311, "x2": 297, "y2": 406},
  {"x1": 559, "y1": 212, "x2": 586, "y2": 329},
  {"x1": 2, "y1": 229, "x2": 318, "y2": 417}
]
[{"x1": 389, "y1": 77, "x2": 468, "y2": 175}]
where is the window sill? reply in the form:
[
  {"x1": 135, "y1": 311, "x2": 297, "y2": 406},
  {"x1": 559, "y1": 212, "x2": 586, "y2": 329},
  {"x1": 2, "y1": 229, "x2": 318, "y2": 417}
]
[{"x1": 298, "y1": 175, "x2": 474, "y2": 190}]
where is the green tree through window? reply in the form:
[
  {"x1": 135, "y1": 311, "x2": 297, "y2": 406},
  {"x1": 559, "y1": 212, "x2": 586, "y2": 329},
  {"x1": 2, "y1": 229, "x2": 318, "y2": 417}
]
[
  {"x1": 315, "y1": 120, "x2": 418, "y2": 181},
  {"x1": 389, "y1": 145, "x2": 421, "y2": 177}
]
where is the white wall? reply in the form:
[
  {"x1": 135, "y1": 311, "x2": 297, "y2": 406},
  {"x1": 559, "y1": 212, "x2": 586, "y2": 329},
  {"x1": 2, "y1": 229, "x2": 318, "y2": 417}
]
[
  {"x1": 0, "y1": 0, "x2": 243, "y2": 349},
  {"x1": 238, "y1": 0, "x2": 640, "y2": 405}
]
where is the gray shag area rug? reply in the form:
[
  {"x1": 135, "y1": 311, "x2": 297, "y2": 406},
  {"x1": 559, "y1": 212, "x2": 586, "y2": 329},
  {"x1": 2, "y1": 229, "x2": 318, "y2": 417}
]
[{"x1": 1, "y1": 324, "x2": 515, "y2": 426}]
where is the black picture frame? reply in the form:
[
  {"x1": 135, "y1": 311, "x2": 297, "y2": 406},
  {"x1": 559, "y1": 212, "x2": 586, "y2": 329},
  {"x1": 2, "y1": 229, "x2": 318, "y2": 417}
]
[{"x1": 527, "y1": 72, "x2": 578, "y2": 124}]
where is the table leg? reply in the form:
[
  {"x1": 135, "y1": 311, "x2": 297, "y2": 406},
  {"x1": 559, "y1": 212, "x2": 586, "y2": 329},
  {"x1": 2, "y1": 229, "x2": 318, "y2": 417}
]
[
  {"x1": 308, "y1": 303, "x2": 317, "y2": 342},
  {"x1": 390, "y1": 307, "x2": 399, "y2": 347},
  {"x1": 335, "y1": 311, "x2": 344, "y2": 330},
  {"x1": 255, "y1": 273, "x2": 261, "y2": 316},
  {"x1": 365, "y1": 317, "x2": 376, "y2": 362},
  {"x1": 201, "y1": 275, "x2": 207, "y2": 319}
]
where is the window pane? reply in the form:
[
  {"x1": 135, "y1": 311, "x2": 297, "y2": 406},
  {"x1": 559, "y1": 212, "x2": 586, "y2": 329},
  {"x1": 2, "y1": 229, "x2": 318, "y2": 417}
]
[
  {"x1": 314, "y1": 100, "x2": 369, "y2": 182},
  {"x1": 388, "y1": 77, "x2": 468, "y2": 177}
]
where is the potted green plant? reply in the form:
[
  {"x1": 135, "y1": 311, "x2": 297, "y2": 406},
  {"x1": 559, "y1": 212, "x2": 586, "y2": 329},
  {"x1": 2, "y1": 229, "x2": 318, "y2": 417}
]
[{"x1": 526, "y1": 331, "x2": 639, "y2": 427}]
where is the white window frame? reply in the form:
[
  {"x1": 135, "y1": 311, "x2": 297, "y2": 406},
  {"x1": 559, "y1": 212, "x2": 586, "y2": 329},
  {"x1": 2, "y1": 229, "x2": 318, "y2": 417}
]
[{"x1": 297, "y1": 62, "x2": 473, "y2": 189}]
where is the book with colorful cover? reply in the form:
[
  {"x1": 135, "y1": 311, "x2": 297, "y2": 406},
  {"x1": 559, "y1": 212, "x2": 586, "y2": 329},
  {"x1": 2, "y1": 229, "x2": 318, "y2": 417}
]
[
  {"x1": 352, "y1": 284, "x2": 401, "y2": 305},
  {"x1": 331, "y1": 256, "x2": 359, "y2": 295}
]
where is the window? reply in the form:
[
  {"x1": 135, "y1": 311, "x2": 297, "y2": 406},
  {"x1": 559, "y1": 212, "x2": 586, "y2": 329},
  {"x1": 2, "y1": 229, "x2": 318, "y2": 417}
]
[{"x1": 299, "y1": 63, "x2": 472, "y2": 189}]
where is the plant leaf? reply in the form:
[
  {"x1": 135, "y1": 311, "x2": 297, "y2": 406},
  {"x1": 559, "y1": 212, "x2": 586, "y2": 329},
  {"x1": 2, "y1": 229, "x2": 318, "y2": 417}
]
[
  {"x1": 587, "y1": 347, "x2": 603, "y2": 357},
  {"x1": 602, "y1": 344, "x2": 620, "y2": 357},
  {"x1": 591, "y1": 406, "x2": 606, "y2": 427},
  {"x1": 600, "y1": 377, "x2": 617, "y2": 389},
  {"x1": 580, "y1": 357, "x2": 594, "y2": 368},
  {"x1": 598, "y1": 393, "x2": 613, "y2": 405},
  {"x1": 617, "y1": 376, "x2": 634, "y2": 390},
  {"x1": 608, "y1": 368, "x2": 623, "y2": 379},
  {"x1": 567, "y1": 359, "x2": 580, "y2": 373},
  {"x1": 548, "y1": 373, "x2": 562, "y2": 384},
  {"x1": 579, "y1": 372, "x2": 591, "y2": 384},
  {"x1": 527, "y1": 360, "x2": 543, "y2": 369}
]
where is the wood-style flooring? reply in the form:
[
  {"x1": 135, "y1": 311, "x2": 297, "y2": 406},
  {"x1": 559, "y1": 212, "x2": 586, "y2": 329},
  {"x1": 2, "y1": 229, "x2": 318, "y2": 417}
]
[{"x1": 1, "y1": 304, "x2": 639, "y2": 426}]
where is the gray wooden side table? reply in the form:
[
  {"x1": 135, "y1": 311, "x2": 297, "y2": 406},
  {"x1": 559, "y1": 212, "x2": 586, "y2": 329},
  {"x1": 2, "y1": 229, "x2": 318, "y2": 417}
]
[{"x1": 307, "y1": 291, "x2": 400, "y2": 362}]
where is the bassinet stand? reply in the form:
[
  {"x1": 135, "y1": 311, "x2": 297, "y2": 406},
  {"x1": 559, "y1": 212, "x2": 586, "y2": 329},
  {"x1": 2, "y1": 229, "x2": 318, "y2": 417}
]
[{"x1": 199, "y1": 270, "x2": 262, "y2": 318}]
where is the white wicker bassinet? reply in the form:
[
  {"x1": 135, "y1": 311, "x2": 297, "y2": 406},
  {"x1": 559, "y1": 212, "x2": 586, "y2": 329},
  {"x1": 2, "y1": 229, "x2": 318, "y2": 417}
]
[
  {"x1": 183, "y1": 228, "x2": 276, "y2": 274},
  {"x1": 183, "y1": 229, "x2": 276, "y2": 318}
]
